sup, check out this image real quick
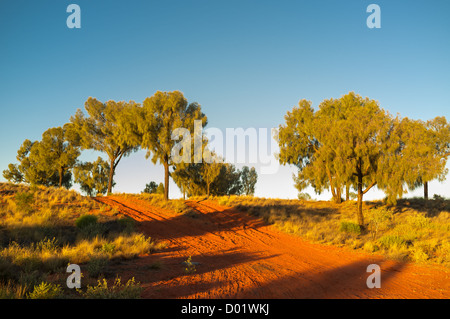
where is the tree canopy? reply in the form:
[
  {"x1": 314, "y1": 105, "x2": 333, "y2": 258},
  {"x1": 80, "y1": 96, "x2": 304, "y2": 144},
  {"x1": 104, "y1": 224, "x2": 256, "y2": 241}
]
[
  {"x1": 73, "y1": 157, "x2": 113, "y2": 196},
  {"x1": 66, "y1": 98, "x2": 140, "y2": 193},
  {"x1": 3, "y1": 127, "x2": 79, "y2": 188},
  {"x1": 241, "y1": 166, "x2": 258, "y2": 196}
]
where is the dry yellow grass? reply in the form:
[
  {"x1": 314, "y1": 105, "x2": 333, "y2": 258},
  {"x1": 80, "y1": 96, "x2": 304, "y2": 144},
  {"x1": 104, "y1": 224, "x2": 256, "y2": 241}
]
[{"x1": 0, "y1": 182, "x2": 165, "y2": 299}]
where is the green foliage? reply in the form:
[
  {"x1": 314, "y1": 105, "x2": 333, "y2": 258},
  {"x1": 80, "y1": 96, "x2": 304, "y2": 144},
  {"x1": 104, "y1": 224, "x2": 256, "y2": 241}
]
[
  {"x1": 2, "y1": 164, "x2": 23, "y2": 184},
  {"x1": 141, "y1": 181, "x2": 164, "y2": 195},
  {"x1": 367, "y1": 207, "x2": 392, "y2": 240},
  {"x1": 66, "y1": 98, "x2": 141, "y2": 193},
  {"x1": 4, "y1": 126, "x2": 79, "y2": 188},
  {"x1": 297, "y1": 192, "x2": 311, "y2": 200},
  {"x1": 101, "y1": 242, "x2": 116, "y2": 255},
  {"x1": 143, "y1": 181, "x2": 158, "y2": 194},
  {"x1": 339, "y1": 221, "x2": 361, "y2": 235},
  {"x1": 277, "y1": 92, "x2": 450, "y2": 226},
  {"x1": 240, "y1": 166, "x2": 258, "y2": 196},
  {"x1": 184, "y1": 256, "x2": 196, "y2": 274},
  {"x1": 81, "y1": 277, "x2": 142, "y2": 299},
  {"x1": 14, "y1": 192, "x2": 34, "y2": 213},
  {"x1": 75, "y1": 214, "x2": 98, "y2": 229},
  {"x1": 117, "y1": 216, "x2": 135, "y2": 234},
  {"x1": 87, "y1": 257, "x2": 109, "y2": 278},
  {"x1": 36, "y1": 237, "x2": 59, "y2": 253},
  {"x1": 73, "y1": 157, "x2": 113, "y2": 196},
  {"x1": 202, "y1": 154, "x2": 222, "y2": 196},
  {"x1": 156, "y1": 183, "x2": 165, "y2": 195},
  {"x1": 377, "y1": 235, "x2": 407, "y2": 249},
  {"x1": 172, "y1": 161, "x2": 251, "y2": 197},
  {"x1": 28, "y1": 282, "x2": 62, "y2": 299}
]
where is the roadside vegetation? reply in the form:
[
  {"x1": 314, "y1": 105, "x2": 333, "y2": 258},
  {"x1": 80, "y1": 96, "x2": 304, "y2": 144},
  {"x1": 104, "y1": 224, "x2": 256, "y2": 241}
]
[
  {"x1": 216, "y1": 195, "x2": 450, "y2": 267},
  {"x1": 0, "y1": 182, "x2": 165, "y2": 299}
]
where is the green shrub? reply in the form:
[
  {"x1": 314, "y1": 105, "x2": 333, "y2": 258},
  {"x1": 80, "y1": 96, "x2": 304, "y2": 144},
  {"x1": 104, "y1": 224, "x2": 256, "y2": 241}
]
[
  {"x1": 18, "y1": 270, "x2": 44, "y2": 290},
  {"x1": 14, "y1": 192, "x2": 34, "y2": 213},
  {"x1": 183, "y1": 256, "x2": 196, "y2": 274},
  {"x1": 297, "y1": 192, "x2": 311, "y2": 200},
  {"x1": 76, "y1": 215, "x2": 104, "y2": 238},
  {"x1": 339, "y1": 221, "x2": 361, "y2": 235},
  {"x1": 117, "y1": 216, "x2": 135, "y2": 233},
  {"x1": 28, "y1": 282, "x2": 62, "y2": 299},
  {"x1": 101, "y1": 242, "x2": 116, "y2": 255},
  {"x1": 378, "y1": 235, "x2": 406, "y2": 249},
  {"x1": 367, "y1": 207, "x2": 392, "y2": 240},
  {"x1": 36, "y1": 237, "x2": 59, "y2": 252},
  {"x1": 81, "y1": 277, "x2": 142, "y2": 299},
  {"x1": 75, "y1": 215, "x2": 98, "y2": 229},
  {"x1": 87, "y1": 257, "x2": 109, "y2": 278}
]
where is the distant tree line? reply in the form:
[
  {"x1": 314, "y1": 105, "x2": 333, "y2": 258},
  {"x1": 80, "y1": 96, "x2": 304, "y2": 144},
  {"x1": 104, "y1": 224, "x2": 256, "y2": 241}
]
[{"x1": 3, "y1": 91, "x2": 258, "y2": 200}]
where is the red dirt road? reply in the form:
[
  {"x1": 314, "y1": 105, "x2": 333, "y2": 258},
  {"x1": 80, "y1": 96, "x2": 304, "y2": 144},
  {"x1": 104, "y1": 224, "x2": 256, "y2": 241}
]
[{"x1": 95, "y1": 196, "x2": 450, "y2": 299}]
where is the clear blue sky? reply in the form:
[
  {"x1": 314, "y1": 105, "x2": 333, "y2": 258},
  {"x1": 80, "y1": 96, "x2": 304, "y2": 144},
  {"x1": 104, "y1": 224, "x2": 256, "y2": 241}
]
[{"x1": 1, "y1": 0, "x2": 450, "y2": 200}]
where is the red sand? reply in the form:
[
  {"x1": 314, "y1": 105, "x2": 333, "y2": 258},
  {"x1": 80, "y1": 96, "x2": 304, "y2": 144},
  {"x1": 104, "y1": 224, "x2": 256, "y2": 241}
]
[{"x1": 94, "y1": 196, "x2": 450, "y2": 299}]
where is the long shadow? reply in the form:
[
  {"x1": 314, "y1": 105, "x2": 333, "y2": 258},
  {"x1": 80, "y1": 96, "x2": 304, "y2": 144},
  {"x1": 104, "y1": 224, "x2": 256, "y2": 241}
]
[
  {"x1": 95, "y1": 198, "x2": 268, "y2": 241},
  {"x1": 96, "y1": 197, "x2": 342, "y2": 242},
  {"x1": 228, "y1": 258, "x2": 407, "y2": 299},
  {"x1": 393, "y1": 197, "x2": 450, "y2": 217},
  {"x1": 114, "y1": 247, "x2": 280, "y2": 299}
]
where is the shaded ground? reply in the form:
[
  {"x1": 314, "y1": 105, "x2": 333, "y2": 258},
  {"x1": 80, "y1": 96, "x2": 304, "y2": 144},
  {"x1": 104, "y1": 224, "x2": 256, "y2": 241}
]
[{"x1": 95, "y1": 196, "x2": 450, "y2": 299}]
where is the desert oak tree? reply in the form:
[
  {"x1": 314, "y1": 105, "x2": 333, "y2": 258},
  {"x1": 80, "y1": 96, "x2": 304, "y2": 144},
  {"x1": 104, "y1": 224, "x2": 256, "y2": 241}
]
[
  {"x1": 66, "y1": 98, "x2": 140, "y2": 194},
  {"x1": 277, "y1": 92, "x2": 442, "y2": 228},
  {"x1": 137, "y1": 91, "x2": 207, "y2": 200},
  {"x1": 3, "y1": 127, "x2": 79, "y2": 188}
]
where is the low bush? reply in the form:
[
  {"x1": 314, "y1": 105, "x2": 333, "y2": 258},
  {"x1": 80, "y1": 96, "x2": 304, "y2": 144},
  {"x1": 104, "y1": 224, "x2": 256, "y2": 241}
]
[
  {"x1": 28, "y1": 282, "x2": 63, "y2": 299},
  {"x1": 80, "y1": 277, "x2": 142, "y2": 299},
  {"x1": 75, "y1": 215, "x2": 98, "y2": 229},
  {"x1": 87, "y1": 257, "x2": 110, "y2": 278},
  {"x1": 339, "y1": 221, "x2": 361, "y2": 235}
]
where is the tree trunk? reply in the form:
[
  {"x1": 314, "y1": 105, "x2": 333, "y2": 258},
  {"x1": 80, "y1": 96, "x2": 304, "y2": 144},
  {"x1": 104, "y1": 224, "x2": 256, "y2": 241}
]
[
  {"x1": 335, "y1": 187, "x2": 342, "y2": 204},
  {"x1": 108, "y1": 158, "x2": 115, "y2": 194},
  {"x1": 356, "y1": 171, "x2": 365, "y2": 228},
  {"x1": 164, "y1": 159, "x2": 169, "y2": 201},
  {"x1": 207, "y1": 182, "x2": 210, "y2": 197},
  {"x1": 59, "y1": 167, "x2": 64, "y2": 188},
  {"x1": 326, "y1": 166, "x2": 337, "y2": 203},
  {"x1": 345, "y1": 184, "x2": 350, "y2": 201},
  {"x1": 424, "y1": 182, "x2": 428, "y2": 200}
]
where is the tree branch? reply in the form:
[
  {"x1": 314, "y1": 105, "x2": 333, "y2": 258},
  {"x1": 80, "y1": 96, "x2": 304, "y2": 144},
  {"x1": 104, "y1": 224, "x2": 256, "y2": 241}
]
[{"x1": 362, "y1": 180, "x2": 377, "y2": 195}]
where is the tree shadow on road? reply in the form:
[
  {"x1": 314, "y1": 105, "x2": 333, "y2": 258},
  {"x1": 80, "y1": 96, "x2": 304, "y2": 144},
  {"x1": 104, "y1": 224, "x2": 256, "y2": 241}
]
[
  {"x1": 228, "y1": 258, "x2": 407, "y2": 299},
  {"x1": 114, "y1": 247, "x2": 280, "y2": 299}
]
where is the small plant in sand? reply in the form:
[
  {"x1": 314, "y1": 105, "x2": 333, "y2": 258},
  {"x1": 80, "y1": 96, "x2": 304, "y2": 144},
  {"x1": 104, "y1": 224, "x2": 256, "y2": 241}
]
[{"x1": 184, "y1": 256, "x2": 196, "y2": 274}]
